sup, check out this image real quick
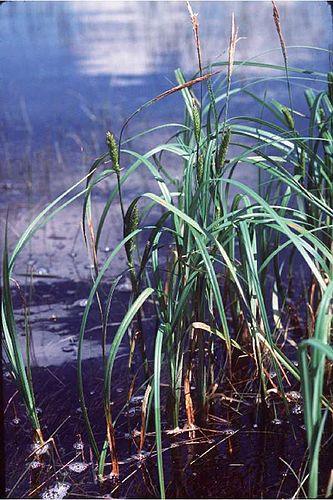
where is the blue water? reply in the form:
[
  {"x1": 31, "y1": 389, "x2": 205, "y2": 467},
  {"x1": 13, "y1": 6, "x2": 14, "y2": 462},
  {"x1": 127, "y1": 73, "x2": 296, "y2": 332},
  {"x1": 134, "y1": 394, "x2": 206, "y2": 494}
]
[
  {"x1": 1, "y1": 1, "x2": 332, "y2": 153},
  {"x1": 0, "y1": 1, "x2": 332, "y2": 276}
]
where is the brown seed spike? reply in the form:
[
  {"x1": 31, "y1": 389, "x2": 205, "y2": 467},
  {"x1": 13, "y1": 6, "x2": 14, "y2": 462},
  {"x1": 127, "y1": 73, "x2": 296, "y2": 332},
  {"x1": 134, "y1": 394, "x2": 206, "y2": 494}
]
[
  {"x1": 272, "y1": 1, "x2": 288, "y2": 66},
  {"x1": 186, "y1": 0, "x2": 203, "y2": 76},
  {"x1": 228, "y1": 13, "x2": 239, "y2": 88}
]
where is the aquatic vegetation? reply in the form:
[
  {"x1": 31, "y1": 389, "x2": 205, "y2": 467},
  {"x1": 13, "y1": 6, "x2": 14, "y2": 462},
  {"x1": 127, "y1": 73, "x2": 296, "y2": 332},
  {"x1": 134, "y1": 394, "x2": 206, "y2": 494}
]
[{"x1": 2, "y1": 3, "x2": 333, "y2": 499}]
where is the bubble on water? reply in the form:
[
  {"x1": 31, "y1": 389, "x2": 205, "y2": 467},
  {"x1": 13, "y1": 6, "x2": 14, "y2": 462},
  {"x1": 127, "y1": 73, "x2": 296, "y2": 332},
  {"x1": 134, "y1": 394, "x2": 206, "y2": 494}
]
[
  {"x1": 272, "y1": 418, "x2": 283, "y2": 426},
  {"x1": 37, "y1": 267, "x2": 48, "y2": 276},
  {"x1": 166, "y1": 426, "x2": 182, "y2": 435},
  {"x1": 84, "y1": 263, "x2": 95, "y2": 270},
  {"x1": 301, "y1": 424, "x2": 306, "y2": 430},
  {"x1": 12, "y1": 417, "x2": 20, "y2": 426},
  {"x1": 69, "y1": 251, "x2": 77, "y2": 258},
  {"x1": 293, "y1": 360, "x2": 299, "y2": 367},
  {"x1": 291, "y1": 404, "x2": 303, "y2": 415},
  {"x1": 131, "y1": 450, "x2": 149, "y2": 461},
  {"x1": 41, "y1": 482, "x2": 70, "y2": 499},
  {"x1": 103, "y1": 246, "x2": 111, "y2": 253},
  {"x1": 130, "y1": 395, "x2": 144, "y2": 406},
  {"x1": 73, "y1": 441, "x2": 84, "y2": 451},
  {"x1": 72, "y1": 299, "x2": 88, "y2": 308},
  {"x1": 118, "y1": 277, "x2": 132, "y2": 292},
  {"x1": 224, "y1": 428, "x2": 235, "y2": 435},
  {"x1": 31, "y1": 442, "x2": 50, "y2": 456},
  {"x1": 36, "y1": 407, "x2": 43, "y2": 415},
  {"x1": 126, "y1": 408, "x2": 138, "y2": 418},
  {"x1": 253, "y1": 423, "x2": 258, "y2": 429},
  {"x1": 269, "y1": 370, "x2": 277, "y2": 378},
  {"x1": 62, "y1": 345, "x2": 75, "y2": 353},
  {"x1": 116, "y1": 387, "x2": 124, "y2": 394},
  {"x1": 68, "y1": 461, "x2": 89, "y2": 473},
  {"x1": 286, "y1": 391, "x2": 302, "y2": 402},
  {"x1": 30, "y1": 460, "x2": 42, "y2": 470}
]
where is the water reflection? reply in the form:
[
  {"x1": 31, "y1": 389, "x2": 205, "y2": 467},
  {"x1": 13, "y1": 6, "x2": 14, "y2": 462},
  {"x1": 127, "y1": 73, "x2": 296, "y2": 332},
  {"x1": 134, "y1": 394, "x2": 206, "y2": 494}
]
[{"x1": 0, "y1": 1, "x2": 332, "y2": 280}]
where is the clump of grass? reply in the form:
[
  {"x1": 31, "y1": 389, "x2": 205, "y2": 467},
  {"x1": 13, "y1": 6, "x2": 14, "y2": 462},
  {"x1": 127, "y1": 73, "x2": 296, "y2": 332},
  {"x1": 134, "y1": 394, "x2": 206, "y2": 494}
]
[{"x1": 2, "y1": 5, "x2": 333, "y2": 499}]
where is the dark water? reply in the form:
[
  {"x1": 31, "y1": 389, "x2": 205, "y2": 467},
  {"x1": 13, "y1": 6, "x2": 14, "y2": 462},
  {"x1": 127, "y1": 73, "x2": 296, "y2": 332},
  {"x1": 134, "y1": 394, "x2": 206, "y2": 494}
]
[
  {"x1": 2, "y1": 2, "x2": 333, "y2": 498},
  {"x1": 1, "y1": 1, "x2": 333, "y2": 278}
]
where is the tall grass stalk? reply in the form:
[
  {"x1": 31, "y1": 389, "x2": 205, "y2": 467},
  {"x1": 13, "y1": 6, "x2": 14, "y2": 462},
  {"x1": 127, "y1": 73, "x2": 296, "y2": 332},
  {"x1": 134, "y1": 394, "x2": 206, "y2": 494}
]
[{"x1": 299, "y1": 281, "x2": 333, "y2": 499}]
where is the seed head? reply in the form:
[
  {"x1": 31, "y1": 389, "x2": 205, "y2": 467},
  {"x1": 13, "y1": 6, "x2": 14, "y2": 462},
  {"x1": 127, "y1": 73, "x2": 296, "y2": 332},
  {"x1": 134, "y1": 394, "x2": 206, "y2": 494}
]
[
  {"x1": 299, "y1": 148, "x2": 306, "y2": 179},
  {"x1": 106, "y1": 131, "x2": 120, "y2": 174},
  {"x1": 125, "y1": 203, "x2": 139, "y2": 258},
  {"x1": 192, "y1": 100, "x2": 201, "y2": 144},
  {"x1": 196, "y1": 155, "x2": 204, "y2": 185},
  {"x1": 218, "y1": 128, "x2": 231, "y2": 171},
  {"x1": 281, "y1": 107, "x2": 294, "y2": 130}
]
